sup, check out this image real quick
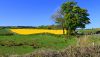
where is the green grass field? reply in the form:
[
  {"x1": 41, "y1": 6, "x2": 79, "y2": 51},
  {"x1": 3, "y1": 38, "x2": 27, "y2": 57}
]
[
  {"x1": 0, "y1": 34, "x2": 77, "y2": 56},
  {"x1": 0, "y1": 28, "x2": 100, "y2": 57}
]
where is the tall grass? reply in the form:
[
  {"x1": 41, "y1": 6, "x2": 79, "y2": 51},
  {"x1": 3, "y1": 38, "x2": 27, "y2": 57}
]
[{"x1": 8, "y1": 45, "x2": 100, "y2": 57}]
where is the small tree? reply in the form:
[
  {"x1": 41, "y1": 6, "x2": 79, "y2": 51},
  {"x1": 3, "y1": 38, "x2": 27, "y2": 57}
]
[{"x1": 52, "y1": 9, "x2": 66, "y2": 35}]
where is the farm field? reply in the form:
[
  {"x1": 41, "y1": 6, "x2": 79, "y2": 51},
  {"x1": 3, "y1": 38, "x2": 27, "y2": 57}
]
[
  {"x1": 0, "y1": 29, "x2": 100, "y2": 57},
  {"x1": 0, "y1": 34, "x2": 100, "y2": 57},
  {"x1": 10, "y1": 29, "x2": 67, "y2": 35},
  {"x1": 0, "y1": 33, "x2": 77, "y2": 56},
  {"x1": 0, "y1": 0, "x2": 100, "y2": 57}
]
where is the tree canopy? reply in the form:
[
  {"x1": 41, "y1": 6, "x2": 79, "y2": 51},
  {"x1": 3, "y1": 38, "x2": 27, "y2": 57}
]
[{"x1": 52, "y1": 2, "x2": 90, "y2": 35}]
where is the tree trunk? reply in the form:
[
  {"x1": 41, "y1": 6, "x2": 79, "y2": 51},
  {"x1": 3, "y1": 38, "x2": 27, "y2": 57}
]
[
  {"x1": 63, "y1": 27, "x2": 65, "y2": 35},
  {"x1": 66, "y1": 29, "x2": 72, "y2": 37}
]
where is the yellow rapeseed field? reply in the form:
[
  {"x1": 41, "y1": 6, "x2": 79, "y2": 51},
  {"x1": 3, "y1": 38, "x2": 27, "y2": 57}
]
[{"x1": 10, "y1": 29, "x2": 67, "y2": 35}]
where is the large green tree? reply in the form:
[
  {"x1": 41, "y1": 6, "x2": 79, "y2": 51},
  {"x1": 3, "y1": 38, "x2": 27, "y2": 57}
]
[{"x1": 53, "y1": 2, "x2": 90, "y2": 36}]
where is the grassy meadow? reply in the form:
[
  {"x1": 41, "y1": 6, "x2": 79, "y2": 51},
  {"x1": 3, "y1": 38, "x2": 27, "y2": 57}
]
[
  {"x1": 0, "y1": 28, "x2": 100, "y2": 57},
  {"x1": 0, "y1": 29, "x2": 77, "y2": 56}
]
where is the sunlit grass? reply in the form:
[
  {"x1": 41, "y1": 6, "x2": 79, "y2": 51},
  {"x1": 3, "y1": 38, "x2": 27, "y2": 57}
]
[{"x1": 0, "y1": 34, "x2": 76, "y2": 55}]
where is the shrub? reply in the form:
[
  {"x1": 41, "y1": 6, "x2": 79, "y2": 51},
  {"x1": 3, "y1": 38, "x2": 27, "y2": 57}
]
[
  {"x1": 0, "y1": 40, "x2": 15, "y2": 47},
  {"x1": 0, "y1": 40, "x2": 40, "y2": 48},
  {"x1": 0, "y1": 29, "x2": 14, "y2": 36}
]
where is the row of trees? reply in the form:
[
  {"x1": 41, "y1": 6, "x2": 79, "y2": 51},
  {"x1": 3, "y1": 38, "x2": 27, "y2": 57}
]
[{"x1": 52, "y1": 1, "x2": 90, "y2": 36}]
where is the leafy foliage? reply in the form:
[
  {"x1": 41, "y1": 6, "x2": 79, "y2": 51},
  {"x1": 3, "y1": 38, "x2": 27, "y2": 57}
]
[{"x1": 53, "y1": 2, "x2": 90, "y2": 35}]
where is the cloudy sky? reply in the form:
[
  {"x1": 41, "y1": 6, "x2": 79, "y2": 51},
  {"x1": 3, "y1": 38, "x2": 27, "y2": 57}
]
[{"x1": 0, "y1": 0, "x2": 100, "y2": 28}]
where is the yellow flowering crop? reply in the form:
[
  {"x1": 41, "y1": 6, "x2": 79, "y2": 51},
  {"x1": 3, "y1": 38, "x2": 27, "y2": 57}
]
[{"x1": 10, "y1": 29, "x2": 67, "y2": 35}]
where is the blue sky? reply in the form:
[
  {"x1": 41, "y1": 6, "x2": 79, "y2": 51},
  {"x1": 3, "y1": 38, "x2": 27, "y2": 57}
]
[{"x1": 0, "y1": 0, "x2": 100, "y2": 28}]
